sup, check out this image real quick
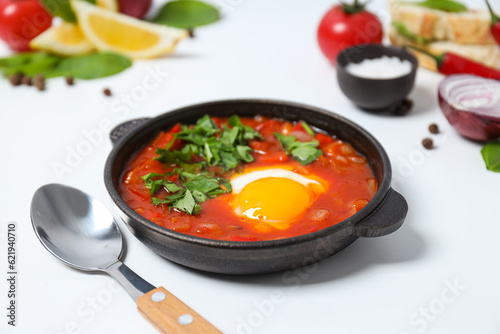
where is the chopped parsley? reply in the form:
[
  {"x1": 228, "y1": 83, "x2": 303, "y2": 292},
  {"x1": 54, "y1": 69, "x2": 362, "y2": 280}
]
[
  {"x1": 142, "y1": 115, "x2": 323, "y2": 215},
  {"x1": 142, "y1": 171, "x2": 231, "y2": 215},
  {"x1": 274, "y1": 133, "x2": 323, "y2": 165}
]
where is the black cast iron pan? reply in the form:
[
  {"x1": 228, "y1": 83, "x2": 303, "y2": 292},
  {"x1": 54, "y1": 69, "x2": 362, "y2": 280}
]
[{"x1": 104, "y1": 100, "x2": 408, "y2": 275}]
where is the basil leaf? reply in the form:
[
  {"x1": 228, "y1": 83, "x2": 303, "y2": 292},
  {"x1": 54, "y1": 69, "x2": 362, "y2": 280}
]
[
  {"x1": 412, "y1": 0, "x2": 467, "y2": 13},
  {"x1": 152, "y1": 0, "x2": 220, "y2": 28},
  {"x1": 174, "y1": 189, "x2": 197, "y2": 214},
  {"x1": 48, "y1": 53, "x2": 132, "y2": 79},
  {"x1": 40, "y1": 0, "x2": 95, "y2": 22},
  {"x1": 0, "y1": 52, "x2": 44, "y2": 69},
  {"x1": 481, "y1": 142, "x2": 500, "y2": 172},
  {"x1": 2, "y1": 53, "x2": 61, "y2": 77}
]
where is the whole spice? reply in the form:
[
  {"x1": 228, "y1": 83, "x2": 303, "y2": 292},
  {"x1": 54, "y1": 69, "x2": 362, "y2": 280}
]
[
  {"x1": 103, "y1": 88, "x2": 112, "y2": 96},
  {"x1": 33, "y1": 74, "x2": 45, "y2": 91},
  {"x1": 422, "y1": 138, "x2": 434, "y2": 149},
  {"x1": 406, "y1": 45, "x2": 500, "y2": 80},
  {"x1": 428, "y1": 123, "x2": 439, "y2": 134},
  {"x1": 65, "y1": 76, "x2": 74, "y2": 86},
  {"x1": 8, "y1": 73, "x2": 23, "y2": 86},
  {"x1": 21, "y1": 75, "x2": 32, "y2": 86},
  {"x1": 485, "y1": 0, "x2": 500, "y2": 46}
]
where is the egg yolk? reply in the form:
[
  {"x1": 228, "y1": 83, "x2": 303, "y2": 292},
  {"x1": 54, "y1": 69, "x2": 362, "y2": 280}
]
[{"x1": 236, "y1": 177, "x2": 313, "y2": 229}]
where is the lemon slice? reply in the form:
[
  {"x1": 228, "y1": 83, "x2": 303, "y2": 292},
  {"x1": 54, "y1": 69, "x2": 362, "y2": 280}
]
[
  {"x1": 96, "y1": 0, "x2": 118, "y2": 12},
  {"x1": 29, "y1": 22, "x2": 94, "y2": 56},
  {"x1": 71, "y1": 0, "x2": 187, "y2": 59}
]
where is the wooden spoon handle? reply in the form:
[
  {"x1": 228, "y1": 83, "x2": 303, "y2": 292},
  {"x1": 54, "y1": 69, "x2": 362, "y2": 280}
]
[{"x1": 137, "y1": 287, "x2": 222, "y2": 334}]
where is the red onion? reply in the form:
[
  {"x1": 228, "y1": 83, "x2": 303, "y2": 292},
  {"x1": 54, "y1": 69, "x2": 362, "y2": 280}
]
[{"x1": 438, "y1": 74, "x2": 500, "y2": 141}]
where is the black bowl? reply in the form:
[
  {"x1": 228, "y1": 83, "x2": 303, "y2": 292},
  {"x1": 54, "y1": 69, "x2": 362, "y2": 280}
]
[
  {"x1": 337, "y1": 44, "x2": 418, "y2": 111},
  {"x1": 104, "y1": 100, "x2": 408, "y2": 275}
]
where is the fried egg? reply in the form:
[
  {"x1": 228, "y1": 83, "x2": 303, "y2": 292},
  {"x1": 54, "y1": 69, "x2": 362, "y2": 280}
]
[{"x1": 229, "y1": 165, "x2": 327, "y2": 230}]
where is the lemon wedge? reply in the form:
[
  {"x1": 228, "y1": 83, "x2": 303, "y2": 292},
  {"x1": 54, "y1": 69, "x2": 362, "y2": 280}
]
[
  {"x1": 96, "y1": 0, "x2": 118, "y2": 12},
  {"x1": 29, "y1": 22, "x2": 94, "y2": 56},
  {"x1": 70, "y1": 0, "x2": 187, "y2": 59}
]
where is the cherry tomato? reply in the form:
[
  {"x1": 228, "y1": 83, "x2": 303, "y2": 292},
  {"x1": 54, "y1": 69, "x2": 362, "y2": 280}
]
[
  {"x1": 317, "y1": 2, "x2": 383, "y2": 64},
  {"x1": 0, "y1": 0, "x2": 52, "y2": 52}
]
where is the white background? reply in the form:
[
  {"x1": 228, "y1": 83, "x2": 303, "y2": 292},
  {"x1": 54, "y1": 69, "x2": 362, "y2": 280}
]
[{"x1": 1, "y1": 0, "x2": 500, "y2": 333}]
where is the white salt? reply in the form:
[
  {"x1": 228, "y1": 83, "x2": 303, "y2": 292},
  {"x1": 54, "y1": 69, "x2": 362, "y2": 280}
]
[{"x1": 345, "y1": 55, "x2": 412, "y2": 79}]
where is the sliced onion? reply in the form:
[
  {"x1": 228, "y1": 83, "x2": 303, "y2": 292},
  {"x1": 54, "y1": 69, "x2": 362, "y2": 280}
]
[{"x1": 438, "y1": 74, "x2": 500, "y2": 141}]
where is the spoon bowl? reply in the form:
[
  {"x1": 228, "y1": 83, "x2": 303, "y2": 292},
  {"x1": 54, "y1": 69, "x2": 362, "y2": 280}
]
[{"x1": 31, "y1": 184, "x2": 122, "y2": 271}]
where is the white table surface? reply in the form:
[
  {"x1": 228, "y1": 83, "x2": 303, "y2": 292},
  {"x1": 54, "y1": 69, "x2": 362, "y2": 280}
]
[{"x1": 2, "y1": 0, "x2": 500, "y2": 333}]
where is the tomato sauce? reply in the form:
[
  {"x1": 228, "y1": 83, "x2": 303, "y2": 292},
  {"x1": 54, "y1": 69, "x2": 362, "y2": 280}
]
[{"x1": 118, "y1": 116, "x2": 377, "y2": 241}]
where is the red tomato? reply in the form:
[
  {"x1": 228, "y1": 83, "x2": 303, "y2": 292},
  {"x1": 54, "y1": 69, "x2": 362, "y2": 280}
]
[
  {"x1": 0, "y1": 0, "x2": 52, "y2": 52},
  {"x1": 317, "y1": 3, "x2": 383, "y2": 64}
]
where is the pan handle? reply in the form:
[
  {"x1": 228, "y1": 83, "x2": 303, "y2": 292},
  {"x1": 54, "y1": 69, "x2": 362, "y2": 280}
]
[
  {"x1": 355, "y1": 188, "x2": 408, "y2": 238},
  {"x1": 109, "y1": 118, "x2": 151, "y2": 146}
]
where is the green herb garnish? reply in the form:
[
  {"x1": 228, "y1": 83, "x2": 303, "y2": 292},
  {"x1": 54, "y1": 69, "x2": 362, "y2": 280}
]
[
  {"x1": 157, "y1": 114, "x2": 262, "y2": 170},
  {"x1": 151, "y1": 0, "x2": 220, "y2": 29},
  {"x1": 274, "y1": 133, "x2": 322, "y2": 165},
  {"x1": 481, "y1": 142, "x2": 500, "y2": 172},
  {"x1": 143, "y1": 171, "x2": 231, "y2": 215}
]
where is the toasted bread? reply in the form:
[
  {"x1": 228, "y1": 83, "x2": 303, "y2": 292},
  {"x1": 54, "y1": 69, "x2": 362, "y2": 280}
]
[
  {"x1": 388, "y1": 1, "x2": 496, "y2": 45},
  {"x1": 389, "y1": 27, "x2": 500, "y2": 71}
]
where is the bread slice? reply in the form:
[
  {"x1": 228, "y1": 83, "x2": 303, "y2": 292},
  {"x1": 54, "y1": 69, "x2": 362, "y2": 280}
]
[
  {"x1": 388, "y1": 1, "x2": 496, "y2": 45},
  {"x1": 389, "y1": 27, "x2": 500, "y2": 71}
]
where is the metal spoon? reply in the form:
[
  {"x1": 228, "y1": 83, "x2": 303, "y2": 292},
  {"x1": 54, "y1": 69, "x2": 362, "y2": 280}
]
[{"x1": 30, "y1": 183, "x2": 221, "y2": 334}]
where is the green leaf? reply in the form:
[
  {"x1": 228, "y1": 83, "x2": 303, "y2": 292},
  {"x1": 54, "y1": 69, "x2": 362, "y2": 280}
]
[
  {"x1": 184, "y1": 175, "x2": 221, "y2": 194},
  {"x1": 174, "y1": 189, "x2": 197, "y2": 214},
  {"x1": 141, "y1": 173, "x2": 165, "y2": 182},
  {"x1": 192, "y1": 189, "x2": 208, "y2": 203},
  {"x1": 481, "y1": 142, "x2": 500, "y2": 172},
  {"x1": 1, "y1": 53, "x2": 61, "y2": 77},
  {"x1": 151, "y1": 0, "x2": 220, "y2": 28},
  {"x1": 48, "y1": 53, "x2": 132, "y2": 79},
  {"x1": 219, "y1": 151, "x2": 240, "y2": 170},
  {"x1": 195, "y1": 114, "x2": 219, "y2": 136},
  {"x1": 164, "y1": 182, "x2": 183, "y2": 193},
  {"x1": 274, "y1": 133, "x2": 322, "y2": 165},
  {"x1": 290, "y1": 144, "x2": 323, "y2": 165},
  {"x1": 154, "y1": 145, "x2": 192, "y2": 163},
  {"x1": 221, "y1": 127, "x2": 240, "y2": 149},
  {"x1": 0, "y1": 52, "x2": 44, "y2": 69},
  {"x1": 274, "y1": 133, "x2": 296, "y2": 150},
  {"x1": 40, "y1": 0, "x2": 95, "y2": 22},
  {"x1": 235, "y1": 145, "x2": 254, "y2": 163},
  {"x1": 412, "y1": 0, "x2": 467, "y2": 13}
]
